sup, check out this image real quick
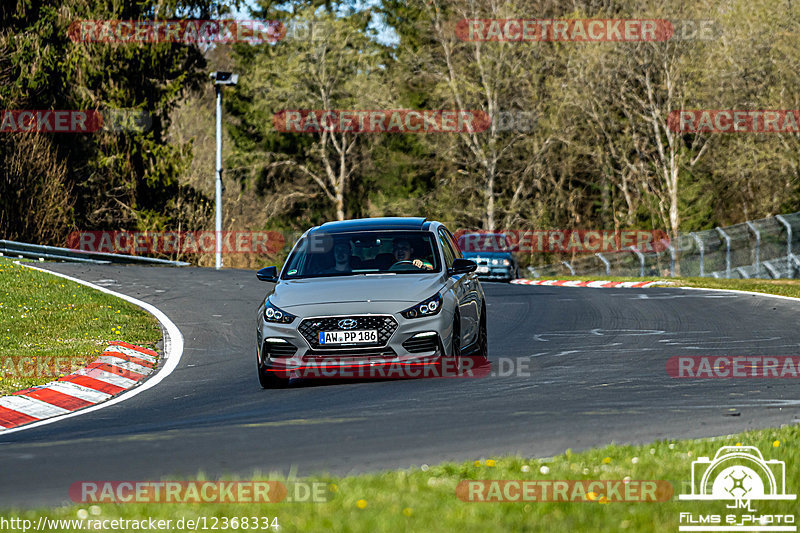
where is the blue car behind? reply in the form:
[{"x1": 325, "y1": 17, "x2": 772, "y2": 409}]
[{"x1": 457, "y1": 233, "x2": 520, "y2": 282}]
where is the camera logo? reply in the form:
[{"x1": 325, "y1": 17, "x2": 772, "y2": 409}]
[
  {"x1": 679, "y1": 446, "x2": 795, "y2": 503},
  {"x1": 677, "y1": 445, "x2": 796, "y2": 532}
]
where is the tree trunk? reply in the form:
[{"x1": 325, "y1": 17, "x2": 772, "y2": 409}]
[
  {"x1": 335, "y1": 190, "x2": 344, "y2": 221},
  {"x1": 668, "y1": 165, "x2": 680, "y2": 239},
  {"x1": 485, "y1": 176, "x2": 495, "y2": 231}
]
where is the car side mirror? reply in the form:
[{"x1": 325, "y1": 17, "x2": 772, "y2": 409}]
[
  {"x1": 448, "y1": 258, "x2": 477, "y2": 276},
  {"x1": 256, "y1": 266, "x2": 279, "y2": 282}
]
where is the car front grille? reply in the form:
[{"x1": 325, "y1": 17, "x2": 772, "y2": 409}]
[
  {"x1": 298, "y1": 315, "x2": 398, "y2": 349},
  {"x1": 305, "y1": 346, "x2": 397, "y2": 361}
]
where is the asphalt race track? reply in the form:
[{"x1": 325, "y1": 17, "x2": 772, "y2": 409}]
[{"x1": 1, "y1": 264, "x2": 799, "y2": 508}]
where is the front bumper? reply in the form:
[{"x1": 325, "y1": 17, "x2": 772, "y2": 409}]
[
  {"x1": 257, "y1": 303, "x2": 454, "y2": 378},
  {"x1": 474, "y1": 266, "x2": 514, "y2": 281}
]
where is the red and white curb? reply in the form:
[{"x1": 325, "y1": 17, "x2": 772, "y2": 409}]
[
  {"x1": 1, "y1": 262, "x2": 184, "y2": 436},
  {"x1": 511, "y1": 279, "x2": 673, "y2": 288},
  {"x1": 0, "y1": 342, "x2": 158, "y2": 430}
]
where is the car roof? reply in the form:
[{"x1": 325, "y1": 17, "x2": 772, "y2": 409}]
[{"x1": 311, "y1": 217, "x2": 430, "y2": 234}]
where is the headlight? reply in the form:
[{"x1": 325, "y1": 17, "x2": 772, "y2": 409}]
[
  {"x1": 401, "y1": 293, "x2": 442, "y2": 319},
  {"x1": 263, "y1": 299, "x2": 296, "y2": 324},
  {"x1": 491, "y1": 258, "x2": 499, "y2": 265},
  {"x1": 502, "y1": 259, "x2": 511, "y2": 266}
]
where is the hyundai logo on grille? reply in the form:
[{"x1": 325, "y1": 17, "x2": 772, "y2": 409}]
[{"x1": 338, "y1": 318, "x2": 358, "y2": 330}]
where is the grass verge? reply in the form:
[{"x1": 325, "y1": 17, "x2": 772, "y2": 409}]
[
  {"x1": 5, "y1": 425, "x2": 798, "y2": 532},
  {"x1": 0, "y1": 258, "x2": 162, "y2": 395}
]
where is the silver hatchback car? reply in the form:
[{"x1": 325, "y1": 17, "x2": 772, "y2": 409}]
[{"x1": 255, "y1": 217, "x2": 488, "y2": 387}]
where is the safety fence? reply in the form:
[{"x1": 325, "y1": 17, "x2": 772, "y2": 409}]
[{"x1": 528, "y1": 211, "x2": 800, "y2": 279}]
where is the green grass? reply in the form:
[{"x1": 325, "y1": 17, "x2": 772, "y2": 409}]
[
  {"x1": 676, "y1": 277, "x2": 800, "y2": 298},
  {"x1": 4, "y1": 425, "x2": 797, "y2": 532},
  {"x1": 0, "y1": 257, "x2": 161, "y2": 395}
]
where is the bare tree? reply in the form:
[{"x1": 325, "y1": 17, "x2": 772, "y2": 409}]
[
  {"x1": 233, "y1": 9, "x2": 390, "y2": 221},
  {"x1": 422, "y1": 0, "x2": 555, "y2": 230},
  {"x1": 560, "y1": 5, "x2": 714, "y2": 237}
]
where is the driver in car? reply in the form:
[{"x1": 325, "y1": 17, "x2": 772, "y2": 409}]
[{"x1": 392, "y1": 238, "x2": 433, "y2": 270}]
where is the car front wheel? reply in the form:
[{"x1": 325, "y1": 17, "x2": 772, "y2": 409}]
[
  {"x1": 476, "y1": 306, "x2": 488, "y2": 362},
  {"x1": 257, "y1": 353, "x2": 290, "y2": 389},
  {"x1": 448, "y1": 315, "x2": 461, "y2": 358}
]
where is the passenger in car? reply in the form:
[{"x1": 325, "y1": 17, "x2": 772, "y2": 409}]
[{"x1": 323, "y1": 241, "x2": 353, "y2": 273}]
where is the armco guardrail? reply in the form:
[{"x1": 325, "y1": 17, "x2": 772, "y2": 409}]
[
  {"x1": 529, "y1": 211, "x2": 800, "y2": 279},
  {"x1": 0, "y1": 240, "x2": 190, "y2": 266}
]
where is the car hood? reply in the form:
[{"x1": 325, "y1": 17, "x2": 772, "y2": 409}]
[{"x1": 270, "y1": 274, "x2": 445, "y2": 308}]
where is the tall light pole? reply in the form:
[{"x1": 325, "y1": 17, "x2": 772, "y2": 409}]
[{"x1": 210, "y1": 71, "x2": 238, "y2": 270}]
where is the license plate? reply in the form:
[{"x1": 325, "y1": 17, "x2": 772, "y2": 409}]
[
  {"x1": 318, "y1": 329, "x2": 378, "y2": 345},
  {"x1": 476, "y1": 266, "x2": 489, "y2": 273}
]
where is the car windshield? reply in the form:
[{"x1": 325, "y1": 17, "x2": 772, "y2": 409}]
[
  {"x1": 458, "y1": 233, "x2": 512, "y2": 253},
  {"x1": 282, "y1": 230, "x2": 441, "y2": 279}
]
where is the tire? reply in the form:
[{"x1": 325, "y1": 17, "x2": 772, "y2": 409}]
[
  {"x1": 433, "y1": 314, "x2": 461, "y2": 378},
  {"x1": 438, "y1": 314, "x2": 464, "y2": 377},
  {"x1": 257, "y1": 353, "x2": 290, "y2": 389},
  {"x1": 448, "y1": 314, "x2": 461, "y2": 358},
  {"x1": 476, "y1": 305, "x2": 489, "y2": 364}
]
